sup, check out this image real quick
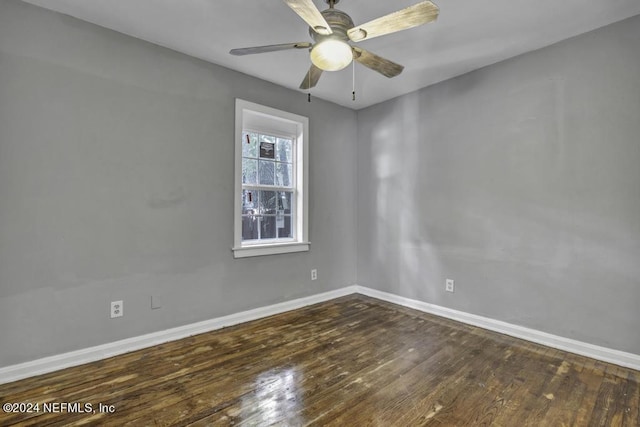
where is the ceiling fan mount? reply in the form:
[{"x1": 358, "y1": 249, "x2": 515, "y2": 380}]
[{"x1": 230, "y1": 0, "x2": 439, "y2": 90}]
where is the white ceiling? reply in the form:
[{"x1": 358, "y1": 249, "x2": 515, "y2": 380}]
[{"x1": 21, "y1": 0, "x2": 640, "y2": 109}]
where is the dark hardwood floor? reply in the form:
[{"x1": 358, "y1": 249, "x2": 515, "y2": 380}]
[{"x1": 1, "y1": 295, "x2": 638, "y2": 426}]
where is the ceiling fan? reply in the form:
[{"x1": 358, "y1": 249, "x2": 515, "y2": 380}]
[{"x1": 230, "y1": 0, "x2": 439, "y2": 90}]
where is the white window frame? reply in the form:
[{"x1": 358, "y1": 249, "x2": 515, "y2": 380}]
[{"x1": 233, "y1": 99, "x2": 309, "y2": 258}]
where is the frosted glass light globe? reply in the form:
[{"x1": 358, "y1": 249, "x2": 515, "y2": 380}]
[{"x1": 310, "y1": 39, "x2": 353, "y2": 71}]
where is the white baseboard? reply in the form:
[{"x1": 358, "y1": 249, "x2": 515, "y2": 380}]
[
  {"x1": 355, "y1": 285, "x2": 640, "y2": 372},
  {"x1": 2, "y1": 284, "x2": 638, "y2": 385},
  {"x1": 0, "y1": 286, "x2": 358, "y2": 385}
]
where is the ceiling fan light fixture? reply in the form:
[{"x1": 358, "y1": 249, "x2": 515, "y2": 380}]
[
  {"x1": 310, "y1": 39, "x2": 353, "y2": 71},
  {"x1": 231, "y1": 0, "x2": 440, "y2": 89}
]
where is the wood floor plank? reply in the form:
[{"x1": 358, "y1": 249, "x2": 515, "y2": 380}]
[
  {"x1": 622, "y1": 370, "x2": 640, "y2": 427},
  {"x1": 588, "y1": 364, "x2": 637, "y2": 427},
  {"x1": 135, "y1": 301, "x2": 448, "y2": 425},
  {"x1": 112, "y1": 299, "x2": 382, "y2": 424},
  {"x1": 119, "y1": 299, "x2": 407, "y2": 425},
  {"x1": 409, "y1": 339, "x2": 538, "y2": 426},
  {"x1": 1, "y1": 295, "x2": 638, "y2": 426},
  {"x1": 306, "y1": 335, "x2": 488, "y2": 425},
  {"x1": 434, "y1": 339, "x2": 548, "y2": 426},
  {"x1": 295, "y1": 315, "x2": 466, "y2": 421}
]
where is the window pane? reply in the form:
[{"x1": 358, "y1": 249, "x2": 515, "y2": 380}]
[
  {"x1": 261, "y1": 216, "x2": 276, "y2": 239},
  {"x1": 276, "y1": 138, "x2": 293, "y2": 163},
  {"x1": 242, "y1": 190, "x2": 257, "y2": 215},
  {"x1": 276, "y1": 163, "x2": 293, "y2": 187},
  {"x1": 278, "y1": 215, "x2": 292, "y2": 238},
  {"x1": 242, "y1": 158, "x2": 257, "y2": 185},
  {"x1": 260, "y1": 135, "x2": 276, "y2": 145},
  {"x1": 260, "y1": 190, "x2": 277, "y2": 214},
  {"x1": 277, "y1": 191, "x2": 292, "y2": 214},
  {"x1": 259, "y1": 160, "x2": 275, "y2": 185},
  {"x1": 242, "y1": 216, "x2": 259, "y2": 241},
  {"x1": 242, "y1": 132, "x2": 258, "y2": 158}
]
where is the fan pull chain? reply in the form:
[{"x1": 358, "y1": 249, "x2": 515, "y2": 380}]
[
  {"x1": 308, "y1": 68, "x2": 312, "y2": 103},
  {"x1": 352, "y1": 60, "x2": 356, "y2": 101}
]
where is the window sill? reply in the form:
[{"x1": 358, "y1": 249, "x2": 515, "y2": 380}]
[{"x1": 232, "y1": 241, "x2": 310, "y2": 258}]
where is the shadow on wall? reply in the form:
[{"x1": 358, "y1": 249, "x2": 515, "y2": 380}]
[{"x1": 370, "y1": 93, "x2": 444, "y2": 303}]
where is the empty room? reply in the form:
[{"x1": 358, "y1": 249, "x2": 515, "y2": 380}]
[{"x1": 1, "y1": 0, "x2": 639, "y2": 425}]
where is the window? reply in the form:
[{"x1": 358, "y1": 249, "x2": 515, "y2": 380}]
[{"x1": 233, "y1": 99, "x2": 309, "y2": 258}]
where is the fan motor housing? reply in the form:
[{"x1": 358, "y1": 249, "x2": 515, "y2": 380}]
[{"x1": 309, "y1": 8, "x2": 354, "y2": 43}]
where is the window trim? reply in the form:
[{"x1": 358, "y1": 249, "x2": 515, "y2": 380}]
[{"x1": 233, "y1": 99, "x2": 309, "y2": 258}]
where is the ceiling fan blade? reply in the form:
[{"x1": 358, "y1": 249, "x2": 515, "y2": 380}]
[
  {"x1": 348, "y1": 1, "x2": 439, "y2": 42},
  {"x1": 230, "y1": 42, "x2": 312, "y2": 56},
  {"x1": 283, "y1": 0, "x2": 333, "y2": 35},
  {"x1": 352, "y1": 47, "x2": 404, "y2": 78},
  {"x1": 299, "y1": 64, "x2": 323, "y2": 89}
]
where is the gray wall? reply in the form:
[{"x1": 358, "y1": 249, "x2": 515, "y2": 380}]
[
  {"x1": 357, "y1": 15, "x2": 640, "y2": 354},
  {"x1": 0, "y1": 0, "x2": 357, "y2": 366}
]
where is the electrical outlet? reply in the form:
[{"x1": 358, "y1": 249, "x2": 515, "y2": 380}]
[
  {"x1": 311, "y1": 269, "x2": 318, "y2": 280},
  {"x1": 110, "y1": 300, "x2": 124, "y2": 318},
  {"x1": 445, "y1": 279, "x2": 455, "y2": 293}
]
